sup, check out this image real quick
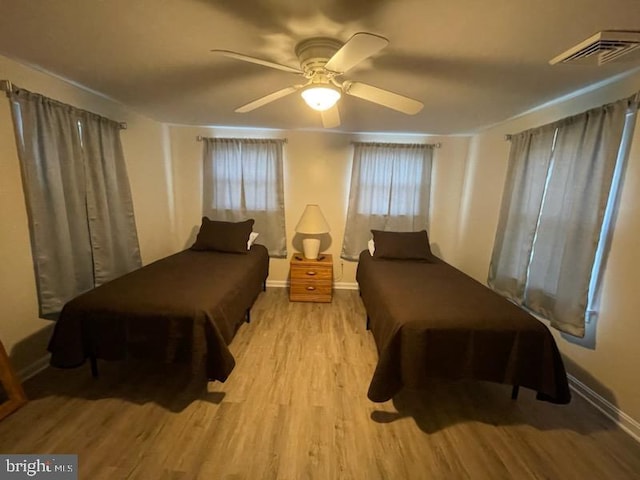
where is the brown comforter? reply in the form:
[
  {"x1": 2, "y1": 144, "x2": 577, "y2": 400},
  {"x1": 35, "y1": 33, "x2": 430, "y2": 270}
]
[
  {"x1": 356, "y1": 251, "x2": 571, "y2": 404},
  {"x1": 48, "y1": 245, "x2": 269, "y2": 382}
]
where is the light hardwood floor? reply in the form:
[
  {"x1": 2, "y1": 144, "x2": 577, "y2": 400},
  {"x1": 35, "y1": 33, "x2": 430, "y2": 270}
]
[{"x1": 1, "y1": 288, "x2": 639, "y2": 479}]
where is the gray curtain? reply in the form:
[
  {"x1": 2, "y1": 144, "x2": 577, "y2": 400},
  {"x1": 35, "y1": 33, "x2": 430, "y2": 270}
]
[
  {"x1": 489, "y1": 97, "x2": 631, "y2": 337},
  {"x1": 341, "y1": 142, "x2": 433, "y2": 260},
  {"x1": 488, "y1": 125, "x2": 557, "y2": 302},
  {"x1": 10, "y1": 88, "x2": 141, "y2": 317},
  {"x1": 80, "y1": 111, "x2": 141, "y2": 285},
  {"x1": 202, "y1": 138, "x2": 287, "y2": 257}
]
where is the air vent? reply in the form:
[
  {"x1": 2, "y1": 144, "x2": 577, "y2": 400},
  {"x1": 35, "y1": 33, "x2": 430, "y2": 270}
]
[{"x1": 550, "y1": 31, "x2": 640, "y2": 65}]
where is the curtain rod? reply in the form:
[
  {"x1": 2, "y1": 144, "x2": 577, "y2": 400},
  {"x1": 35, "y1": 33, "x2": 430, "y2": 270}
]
[
  {"x1": 2, "y1": 79, "x2": 127, "y2": 130},
  {"x1": 196, "y1": 135, "x2": 287, "y2": 143},
  {"x1": 506, "y1": 92, "x2": 640, "y2": 140},
  {"x1": 352, "y1": 141, "x2": 441, "y2": 148}
]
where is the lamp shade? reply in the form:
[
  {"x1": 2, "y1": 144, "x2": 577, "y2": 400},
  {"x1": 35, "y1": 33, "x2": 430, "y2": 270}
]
[{"x1": 295, "y1": 204, "x2": 330, "y2": 234}]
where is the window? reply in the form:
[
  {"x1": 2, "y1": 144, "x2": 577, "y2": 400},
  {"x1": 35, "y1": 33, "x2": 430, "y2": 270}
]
[
  {"x1": 489, "y1": 95, "x2": 637, "y2": 337},
  {"x1": 341, "y1": 142, "x2": 434, "y2": 260},
  {"x1": 201, "y1": 137, "x2": 287, "y2": 257}
]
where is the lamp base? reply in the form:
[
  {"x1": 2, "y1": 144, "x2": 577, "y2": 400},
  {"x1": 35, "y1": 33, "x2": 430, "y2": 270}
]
[{"x1": 302, "y1": 238, "x2": 321, "y2": 260}]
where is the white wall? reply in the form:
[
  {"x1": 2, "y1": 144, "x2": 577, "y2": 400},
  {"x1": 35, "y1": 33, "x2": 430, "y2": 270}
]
[
  {"x1": 0, "y1": 54, "x2": 176, "y2": 373},
  {"x1": 168, "y1": 126, "x2": 470, "y2": 285},
  {"x1": 458, "y1": 70, "x2": 640, "y2": 423}
]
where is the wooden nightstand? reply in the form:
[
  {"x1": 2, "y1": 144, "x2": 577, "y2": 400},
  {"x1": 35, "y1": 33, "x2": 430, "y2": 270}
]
[{"x1": 289, "y1": 253, "x2": 333, "y2": 303}]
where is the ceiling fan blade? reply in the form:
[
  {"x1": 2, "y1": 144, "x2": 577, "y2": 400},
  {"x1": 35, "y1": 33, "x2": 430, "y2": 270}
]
[
  {"x1": 324, "y1": 32, "x2": 389, "y2": 73},
  {"x1": 321, "y1": 105, "x2": 341, "y2": 128},
  {"x1": 235, "y1": 86, "x2": 301, "y2": 113},
  {"x1": 345, "y1": 81, "x2": 423, "y2": 115},
  {"x1": 212, "y1": 49, "x2": 302, "y2": 74}
]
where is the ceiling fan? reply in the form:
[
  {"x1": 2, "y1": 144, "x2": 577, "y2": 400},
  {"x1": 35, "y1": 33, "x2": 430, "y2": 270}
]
[{"x1": 212, "y1": 32, "x2": 424, "y2": 128}]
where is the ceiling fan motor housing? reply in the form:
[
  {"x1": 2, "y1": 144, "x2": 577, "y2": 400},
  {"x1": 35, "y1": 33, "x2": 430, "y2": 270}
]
[{"x1": 295, "y1": 37, "x2": 342, "y2": 75}]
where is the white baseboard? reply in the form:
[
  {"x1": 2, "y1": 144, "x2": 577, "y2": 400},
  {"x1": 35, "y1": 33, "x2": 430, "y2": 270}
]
[
  {"x1": 17, "y1": 354, "x2": 50, "y2": 381},
  {"x1": 265, "y1": 280, "x2": 358, "y2": 291},
  {"x1": 568, "y1": 374, "x2": 640, "y2": 443}
]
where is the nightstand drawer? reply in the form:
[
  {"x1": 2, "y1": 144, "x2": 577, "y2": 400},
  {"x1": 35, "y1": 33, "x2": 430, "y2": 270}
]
[
  {"x1": 290, "y1": 265, "x2": 333, "y2": 281},
  {"x1": 290, "y1": 279, "x2": 332, "y2": 302}
]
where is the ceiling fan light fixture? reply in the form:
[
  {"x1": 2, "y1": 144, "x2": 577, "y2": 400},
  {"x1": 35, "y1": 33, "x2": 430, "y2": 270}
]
[
  {"x1": 301, "y1": 85, "x2": 341, "y2": 111},
  {"x1": 218, "y1": 32, "x2": 421, "y2": 126}
]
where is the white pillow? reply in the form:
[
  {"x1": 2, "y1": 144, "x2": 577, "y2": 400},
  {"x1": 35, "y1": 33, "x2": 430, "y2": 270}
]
[
  {"x1": 368, "y1": 239, "x2": 375, "y2": 256},
  {"x1": 247, "y1": 232, "x2": 259, "y2": 250}
]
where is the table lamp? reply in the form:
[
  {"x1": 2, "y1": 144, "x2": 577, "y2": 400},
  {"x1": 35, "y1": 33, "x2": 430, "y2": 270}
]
[{"x1": 295, "y1": 204, "x2": 330, "y2": 260}]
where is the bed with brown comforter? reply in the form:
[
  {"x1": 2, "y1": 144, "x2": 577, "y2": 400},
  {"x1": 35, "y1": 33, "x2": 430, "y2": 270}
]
[
  {"x1": 356, "y1": 251, "x2": 571, "y2": 404},
  {"x1": 48, "y1": 245, "x2": 269, "y2": 382}
]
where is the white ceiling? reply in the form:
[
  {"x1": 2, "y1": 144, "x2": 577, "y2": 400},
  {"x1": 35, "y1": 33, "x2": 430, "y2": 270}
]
[{"x1": 1, "y1": 0, "x2": 639, "y2": 134}]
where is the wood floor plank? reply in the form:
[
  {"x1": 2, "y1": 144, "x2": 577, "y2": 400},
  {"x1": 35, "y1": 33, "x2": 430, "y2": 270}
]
[{"x1": 1, "y1": 288, "x2": 639, "y2": 479}]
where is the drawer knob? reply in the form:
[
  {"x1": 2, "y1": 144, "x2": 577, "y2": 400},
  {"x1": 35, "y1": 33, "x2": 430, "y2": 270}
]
[
  {"x1": 306, "y1": 271, "x2": 317, "y2": 276},
  {"x1": 306, "y1": 286, "x2": 316, "y2": 291}
]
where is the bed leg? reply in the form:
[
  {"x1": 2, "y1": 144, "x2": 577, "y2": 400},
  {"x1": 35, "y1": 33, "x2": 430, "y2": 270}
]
[
  {"x1": 89, "y1": 355, "x2": 98, "y2": 378},
  {"x1": 263, "y1": 281, "x2": 266, "y2": 292},
  {"x1": 366, "y1": 315, "x2": 370, "y2": 330},
  {"x1": 246, "y1": 308, "x2": 251, "y2": 324},
  {"x1": 511, "y1": 384, "x2": 519, "y2": 400}
]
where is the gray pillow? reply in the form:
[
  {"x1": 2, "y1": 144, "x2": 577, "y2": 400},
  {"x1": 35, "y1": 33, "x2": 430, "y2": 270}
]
[
  {"x1": 191, "y1": 218, "x2": 255, "y2": 254},
  {"x1": 371, "y1": 229, "x2": 433, "y2": 260}
]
